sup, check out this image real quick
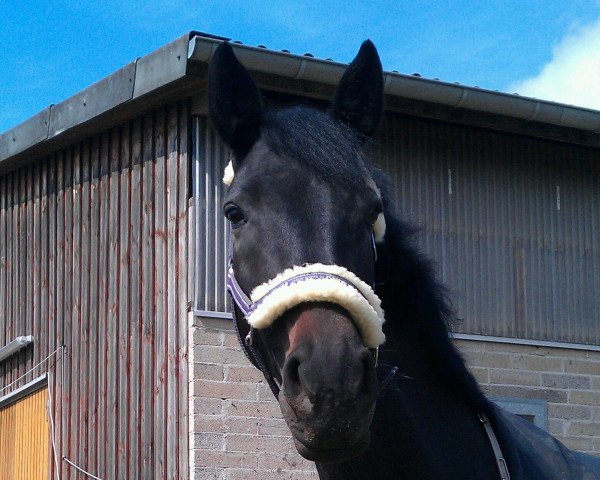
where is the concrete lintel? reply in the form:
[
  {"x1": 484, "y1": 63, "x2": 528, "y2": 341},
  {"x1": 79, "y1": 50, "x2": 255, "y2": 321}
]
[{"x1": 453, "y1": 333, "x2": 600, "y2": 352}]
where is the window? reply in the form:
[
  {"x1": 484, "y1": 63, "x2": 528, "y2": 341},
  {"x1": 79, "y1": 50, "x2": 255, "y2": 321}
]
[
  {"x1": 192, "y1": 110, "x2": 600, "y2": 345},
  {"x1": 489, "y1": 396, "x2": 548, "y2": 430}
]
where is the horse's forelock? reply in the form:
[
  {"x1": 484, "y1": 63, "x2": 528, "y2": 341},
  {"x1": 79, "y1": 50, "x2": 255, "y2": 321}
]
[{"x1": 262, "y1": 106, "x2": 371, "y2": 190}]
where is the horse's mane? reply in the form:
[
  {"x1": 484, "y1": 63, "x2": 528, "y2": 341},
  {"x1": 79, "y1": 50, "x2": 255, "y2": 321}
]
[{"x1": 372, "y1": 167, "x2": 490, "y2": 411}]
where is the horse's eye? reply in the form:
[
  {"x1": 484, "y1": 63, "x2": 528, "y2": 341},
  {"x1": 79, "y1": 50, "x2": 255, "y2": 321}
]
[{"x1": 224, "y1": 203, "x2": 246, "y2": 229}]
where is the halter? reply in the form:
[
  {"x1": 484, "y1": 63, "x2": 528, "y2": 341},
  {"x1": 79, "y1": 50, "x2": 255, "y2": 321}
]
[{"x1": 227, "y1": 233, "x2": 384, "y2": 396}]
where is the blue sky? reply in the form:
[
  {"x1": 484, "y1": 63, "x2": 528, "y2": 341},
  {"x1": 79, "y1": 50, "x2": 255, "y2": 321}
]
[{"x1": 2, "y1": 0, "x2": 600, "y2": 132}]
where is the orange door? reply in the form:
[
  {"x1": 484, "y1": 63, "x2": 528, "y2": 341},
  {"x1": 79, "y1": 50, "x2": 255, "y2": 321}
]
[{"x1": 0, "y1": 387, "x2": 49, "y2": 480}]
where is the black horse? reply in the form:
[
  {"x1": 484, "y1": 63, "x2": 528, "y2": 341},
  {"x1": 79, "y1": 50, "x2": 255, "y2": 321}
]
[{"x1": 208, "y1": 40, "x2": 600, "y2": 479}]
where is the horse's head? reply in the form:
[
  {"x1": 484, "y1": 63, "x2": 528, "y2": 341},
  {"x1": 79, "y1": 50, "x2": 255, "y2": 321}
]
[{"x1": 208, "y1": 41, "x2": 385, "y2": 462}]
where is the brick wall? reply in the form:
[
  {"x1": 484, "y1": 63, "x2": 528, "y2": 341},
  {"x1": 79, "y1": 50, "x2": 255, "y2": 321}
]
[
  {"x1": 191, "y1": 314, "x2": 600, "y2": 479},
  {"x1": 456, "y1": 339, "x2": 600, "y2": 455},
  {"x1": 190, "y1": 314, "x2": 319, "y2": 479}
]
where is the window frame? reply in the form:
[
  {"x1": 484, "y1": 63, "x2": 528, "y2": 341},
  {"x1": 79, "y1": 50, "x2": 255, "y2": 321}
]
[{"x1": 489, "y1": 396, "x2": 548, "y2": 430}]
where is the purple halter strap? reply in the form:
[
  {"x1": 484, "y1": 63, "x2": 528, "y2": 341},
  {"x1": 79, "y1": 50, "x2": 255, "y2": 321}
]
[
  {"x1": 226, "y1": 264, "x2": 253, "y2": 317},
  {"x1": 227, "y1": 232, "x2": 378, "y2": 319},
  {"x1": 227, "y1": 262, "x2": 380, "y2": 368}
]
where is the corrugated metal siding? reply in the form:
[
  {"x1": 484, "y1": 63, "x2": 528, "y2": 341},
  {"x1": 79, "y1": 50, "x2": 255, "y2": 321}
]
[
  {"x1": 194, "y1": 111, "x2": 600, "y2": 346},
  {"x1": 373, "y1": 114, "x2": 600, "y2": 345},
  {"x1": 193, "y1": 116, "x2": 231, "y2": 313},
  {"x1": 0, "y1": 100, "x2": 190, "y2": 479},
  {"x1": 0, "y1": 387, "x2": 49, "y2": 480}
]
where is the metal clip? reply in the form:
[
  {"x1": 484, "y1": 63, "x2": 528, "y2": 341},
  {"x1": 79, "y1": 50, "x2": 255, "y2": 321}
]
[
  {"x1": 498, "y1": 458, "x2": 510, "y2": 480},
  {"x1": 371, "y1": 232, "x2": 378, "y2": 262},
  {"x1": 245, "y1": 327, "x2": 254, "y2": 347}
]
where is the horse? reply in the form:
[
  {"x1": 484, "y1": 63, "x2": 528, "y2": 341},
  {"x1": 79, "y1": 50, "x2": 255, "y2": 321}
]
[{"x1": 207, "y1": 40, "x2": 600, "y2": 479}]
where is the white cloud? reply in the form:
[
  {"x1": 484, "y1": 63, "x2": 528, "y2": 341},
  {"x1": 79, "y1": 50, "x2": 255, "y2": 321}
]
[{"x1": 509, "y1": 19, "x2": 600, "y2": 111}]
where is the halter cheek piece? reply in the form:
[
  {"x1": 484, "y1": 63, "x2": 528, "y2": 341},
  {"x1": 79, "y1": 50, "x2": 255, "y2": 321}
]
[{"x1": 227, "y1": 233, "x2": 384, "y2": 396}]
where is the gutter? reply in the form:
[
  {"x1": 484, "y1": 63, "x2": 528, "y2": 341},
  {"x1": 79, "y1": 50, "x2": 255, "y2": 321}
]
[{"x1": 188, "y1": 35, "x2": 600, "y2": 133}]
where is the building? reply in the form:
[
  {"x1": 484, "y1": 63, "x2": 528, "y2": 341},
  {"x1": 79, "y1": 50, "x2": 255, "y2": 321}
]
[{"x1": 0, "y1": 32, "x2": 598, "y2": 479}]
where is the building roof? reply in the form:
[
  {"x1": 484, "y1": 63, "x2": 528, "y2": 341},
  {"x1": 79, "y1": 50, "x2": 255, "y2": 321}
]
[{"x1": 2, "y1": 31, "x2": 600, "y2": 172}]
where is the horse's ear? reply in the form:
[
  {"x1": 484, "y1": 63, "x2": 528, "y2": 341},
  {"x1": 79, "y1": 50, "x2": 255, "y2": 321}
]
[
  {"x1": 208, "y1": 42, "x2": 263, "y2": 160},
  {"x1": 332, "y1": 40, "x2": 384, "y2": 139}
]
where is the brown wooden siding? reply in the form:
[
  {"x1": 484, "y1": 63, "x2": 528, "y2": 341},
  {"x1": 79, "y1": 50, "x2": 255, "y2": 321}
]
[
  {"x1": 0, "y1": 100, "x2": 190, "y2": 479},
  {"x1": 0, "y1": 387, "x2": 50, "y2": 480}
]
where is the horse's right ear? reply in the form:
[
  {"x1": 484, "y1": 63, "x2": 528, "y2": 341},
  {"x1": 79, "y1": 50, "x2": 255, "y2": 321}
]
[{"x1": 208, "y1": 42, "x2": 263, "y2": 161}]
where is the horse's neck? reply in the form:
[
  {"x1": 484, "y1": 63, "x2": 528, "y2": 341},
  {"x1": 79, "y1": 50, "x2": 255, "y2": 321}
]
[{"x1": 315, "y1": 340, "x2": 500, "y2": 480}]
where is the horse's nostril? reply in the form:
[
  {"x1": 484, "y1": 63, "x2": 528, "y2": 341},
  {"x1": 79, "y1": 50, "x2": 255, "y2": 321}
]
[{"x1": 283, "y1": 355, "x2": 302, "y2": 396}]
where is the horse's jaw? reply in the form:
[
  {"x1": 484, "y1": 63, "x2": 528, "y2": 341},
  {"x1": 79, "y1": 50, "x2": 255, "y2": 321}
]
[
  {"x1": 292, "y1": 432, "x2": 371, "y2": 463},
  {"x1": 278, "y1": 391, "x2": 375, "y2": 463}
]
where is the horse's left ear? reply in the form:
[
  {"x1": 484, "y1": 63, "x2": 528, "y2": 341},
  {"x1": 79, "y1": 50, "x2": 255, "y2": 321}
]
[
  {"x1": 208, "y1": 42, "x2": 263, "y2": 161},
  {"x1": 332, "y1": 40, "x2": 384, "y2": 139}
]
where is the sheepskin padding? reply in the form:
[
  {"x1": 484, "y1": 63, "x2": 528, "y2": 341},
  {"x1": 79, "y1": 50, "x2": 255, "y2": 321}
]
[
  {"x1": 367, "y1": 179, "x2": 386, "y2": 243},
  {"x1": 247, "y1": 263, "x2": 385, "y2": 348},
  {"x1": 373, "y1": 212, "x2": 386, "y2": 242},
  {"x1": 223, "y1": 160, "x2": 235, "y2": 186}
]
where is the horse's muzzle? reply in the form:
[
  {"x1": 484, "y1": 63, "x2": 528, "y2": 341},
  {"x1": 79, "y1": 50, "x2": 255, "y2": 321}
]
[{"x1": 277, "y1": 304, "x2": 378, "y2": 462}]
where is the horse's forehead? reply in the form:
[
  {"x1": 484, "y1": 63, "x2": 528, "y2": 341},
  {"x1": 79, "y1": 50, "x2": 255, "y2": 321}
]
[
  {"x1": 235, "y1": 157, "x2": 315, "y2": 194},
  {"x1": 227, "y1": 142, "x2": 378, "y2": 201},
  {"x1": 232, "y1": 168, "x2": 371, "y2": 210}
]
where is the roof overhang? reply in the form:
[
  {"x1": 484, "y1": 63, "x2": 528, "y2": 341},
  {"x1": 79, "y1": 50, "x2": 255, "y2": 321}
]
[
  {"x1": 188, "y1": 36, "x2": 600, "y2": 133},
  {"x1": 2, "y1": 32, "x2": 600, "y2": 173},
  {"x1": 0, "y1": 335, "x2": 34, "y2": 363}
]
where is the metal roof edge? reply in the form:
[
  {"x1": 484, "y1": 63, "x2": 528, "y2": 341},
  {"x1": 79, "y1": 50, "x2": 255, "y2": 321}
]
[
  {"x1": 0, "y1": 107, "x2": 52, "y2": 161},
  {"x1": 132, "y1": 33, "x2": 190, "y2": 99},
  {"x1": 48, "y1": 61, "x2": 137, "y2": 138},
  {"x1": 188, "y1": 35, "x2": 600, "y2": 134},
  {"x1": 0, "y1": 32, "x2": 192, "y2": 167}
]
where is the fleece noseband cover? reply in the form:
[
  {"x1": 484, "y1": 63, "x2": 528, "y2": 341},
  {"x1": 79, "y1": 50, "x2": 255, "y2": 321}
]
[{"x1": 228, "y1": 263, "x2": 386, "y2": 349}]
